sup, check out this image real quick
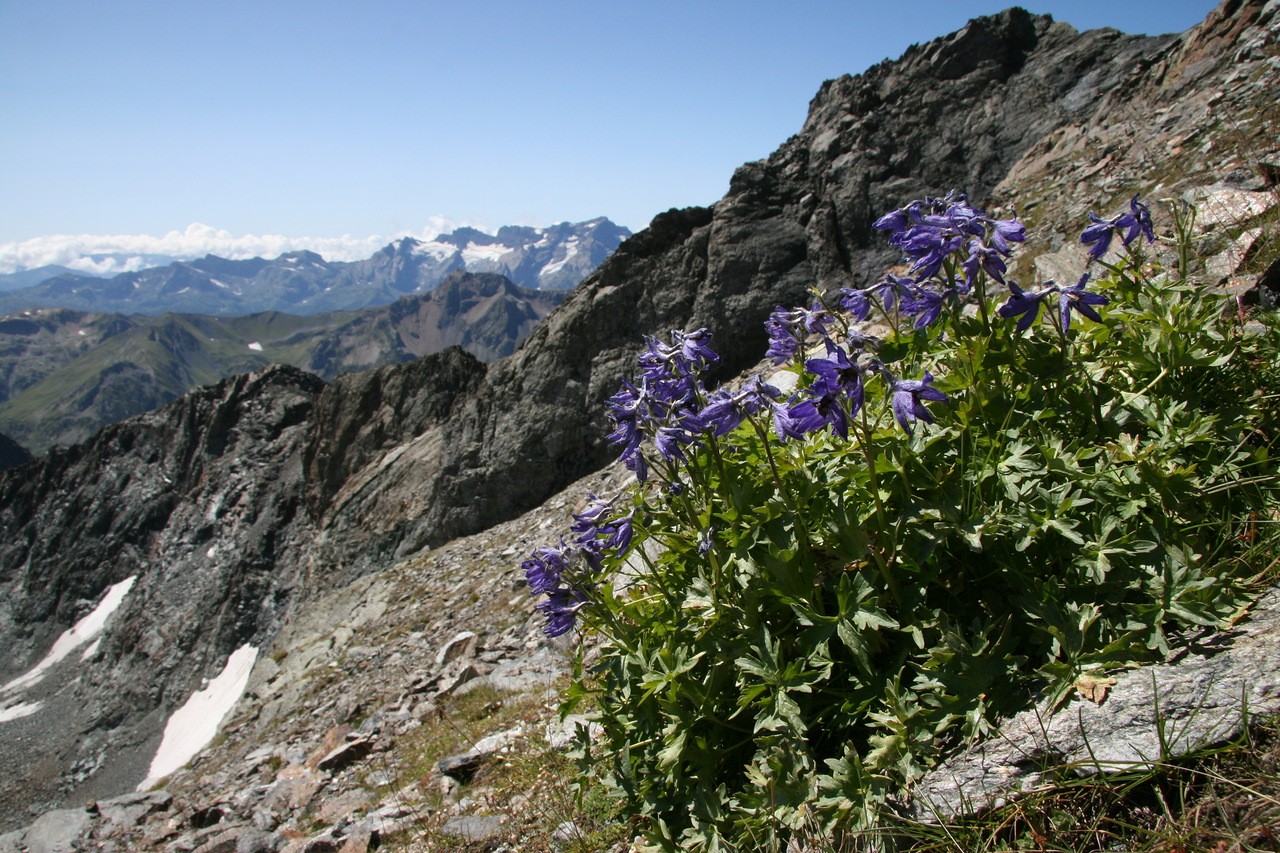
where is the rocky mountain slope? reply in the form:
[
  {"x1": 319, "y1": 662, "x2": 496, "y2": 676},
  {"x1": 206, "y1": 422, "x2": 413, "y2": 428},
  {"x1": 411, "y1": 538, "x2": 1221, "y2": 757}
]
[
  {"x1": 0, "y1": 272, "x2": 562, "y2": 452},
  {"x1": 0, "y1": 218, "x2": 627, "y2": 317},
  {"x1": 0, "y1": 2, "x2": 1277, "y2": 849}
]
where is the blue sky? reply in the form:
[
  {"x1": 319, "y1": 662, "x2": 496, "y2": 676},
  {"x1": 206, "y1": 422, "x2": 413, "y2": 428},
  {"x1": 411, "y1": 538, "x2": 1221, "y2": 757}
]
[{"x1": 0, "y1": 0, "x2": 1220, "y2": 271}]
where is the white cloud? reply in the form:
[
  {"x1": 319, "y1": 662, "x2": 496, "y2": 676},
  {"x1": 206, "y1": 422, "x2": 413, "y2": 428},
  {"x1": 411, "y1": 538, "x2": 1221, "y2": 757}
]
[{"x1": 0, "y1": 218, "x2": 493, "y2": 275}]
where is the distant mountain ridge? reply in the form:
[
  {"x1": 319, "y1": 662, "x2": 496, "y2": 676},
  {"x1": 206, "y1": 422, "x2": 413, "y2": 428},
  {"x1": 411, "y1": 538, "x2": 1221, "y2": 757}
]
[
  {"x1": 0, "y1": 271, "x2": 563, "y2": 452},
  {"x1": 0, "y1": 217, "x2": 628, "y2": 316}
]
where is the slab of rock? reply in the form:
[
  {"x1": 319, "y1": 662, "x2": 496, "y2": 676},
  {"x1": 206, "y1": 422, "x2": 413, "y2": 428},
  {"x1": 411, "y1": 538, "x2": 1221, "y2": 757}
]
[
  {"x1": 315, "y1": 788, "x2": 372, "y2": 825},
  {"x1": 440, "y1": 814, "x2": 504, "y2": 844},
  {"x1": 911, "y1": 587, "x2": 1280, "y2": 820},
  {"x1": 21, "y1": 808, "x2": 93, "y2": 853},
  {"x1": 435, "y1": 750, "x2": 484, "y2": 783},
  {"x1": 304, "y1": 726, "x2": 353, "y2": 771},
  {"x1": 96, "y1": 790, "x2": 173, "y2": 830},
  {"x1": 315, "y1": 735, "x2": 374, "y2": 772},
  {"x1": 436, "y1": 631, "x2": 480, "y2": 667}
]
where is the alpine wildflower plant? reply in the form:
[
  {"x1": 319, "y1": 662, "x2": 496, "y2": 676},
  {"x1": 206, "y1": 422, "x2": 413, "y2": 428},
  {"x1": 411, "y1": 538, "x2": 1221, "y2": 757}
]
[{"x1": 520, "y1": 191, "x2": 1279, "y2": 850}]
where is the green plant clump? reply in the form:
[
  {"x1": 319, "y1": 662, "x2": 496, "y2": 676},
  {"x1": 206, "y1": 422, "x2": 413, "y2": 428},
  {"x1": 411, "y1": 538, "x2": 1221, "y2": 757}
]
[{"x1": 522, "y1": 193, "x2": 1280, "y2": 850}]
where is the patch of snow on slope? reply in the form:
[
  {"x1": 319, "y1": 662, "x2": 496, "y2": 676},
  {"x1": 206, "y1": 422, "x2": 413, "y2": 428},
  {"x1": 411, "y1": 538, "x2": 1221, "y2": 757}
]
[
  {"x1": 461, "y1": 242, "x2": 511, "y2": 264},
  {"x1": 247, "y1": 341, "x2": 263, "y2": 351},
  {"x1": 139, "y1": 644, "x2": 258, "y2": 790},
  {"x1": 539, "y1": 237, "x2": 581, "y2": 278},
  {"x1": 412, "y1": 242, "x2": 456, "y2": 262},
  {"x1": 0, "y1": 701, "x2": 41, "y2": 724},
  {"x1": 2, "y1": 575, "x2": 137, "y2": 694}
]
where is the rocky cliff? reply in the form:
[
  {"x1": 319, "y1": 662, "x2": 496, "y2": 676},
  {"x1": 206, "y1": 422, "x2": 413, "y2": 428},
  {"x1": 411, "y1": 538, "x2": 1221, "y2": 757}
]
[
  {"x1": 297, "y1": 7, "x2": 1194, "y2": 575},
  {"x1": 0, "y1": 1, "x2": 1276, "y2": 847}
]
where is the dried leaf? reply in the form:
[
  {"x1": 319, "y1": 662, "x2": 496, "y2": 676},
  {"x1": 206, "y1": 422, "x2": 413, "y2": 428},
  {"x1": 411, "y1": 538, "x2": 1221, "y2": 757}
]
[{"x1": 1075, "y1": 673, "x2": 1118, "y2": 704}]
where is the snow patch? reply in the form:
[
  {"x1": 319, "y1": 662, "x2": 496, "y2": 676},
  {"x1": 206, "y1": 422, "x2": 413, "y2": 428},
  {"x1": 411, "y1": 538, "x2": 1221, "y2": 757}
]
[
  {"x1": 2, "y1": 576, "x2": 137, "y2": 694},
  {"x1": 540, "y1": 238, "x2": 582, "y2": 278},
  {"x1": 461, "y1": 242, "x2": 510, "y2": 264},
  {"x1": 0, "y1": 701, "x2": 42, "y2": 724},
  {"x1": 247, "y1": 341, "x2": 263, "y2": 351},
  {"x1": 411, "y1": 241, "x2": 457, "y2": 262},
  {"x1": 80, "y1": 638, "x2": 101, "y2": 661},
  {"x1": 139, "y1": 644, "x2": 258, "y2": 790}
]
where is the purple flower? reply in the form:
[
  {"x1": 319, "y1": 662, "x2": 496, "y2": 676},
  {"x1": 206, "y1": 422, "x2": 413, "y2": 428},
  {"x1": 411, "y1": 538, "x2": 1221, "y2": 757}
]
[
  {"x1": 888, "y1": 371, "x2": 948, "y2": 435},
  {"x1": 538, "y1": 586, "x2": 588, "y2": 637},
  {"x1": 873, "y1": 207, "x2": 912, "y2": 233},
  {"x1": 898, "y1": 226, "x2": 966, "y2": 280},
  {"x1": 786, "y1": 395, "x2": 848, "y2": 439},
  {"x1": 963, "y1": 238, "x2": 1008, "y2": 286},
  {"x1": 900, "y1": 285, "x2": 948, "y2": 330},
  {"x1": 699, "y1": 375, "x2": 783, "y2": 437},
  {"x1": 770, "y1": 399, "x2": 808, "y2": 441},
  {"x1": 655, "y1": 425, "x2": 692, "y2": 462},
  {"x1": 698, "y1": 526, "x2": 716, "y2": 555},
  {"x1": 523, "y1": 545, "x2": 570, "y2": 595},
  {"x1": 1058, "y1": 272, "x2": 1109, "y2": 331},
  {"x1": 765, "y1": 306, "x2": 802, "y2": 364},
  {"x1": 838, "y1": 286, "x2": 872, "y2": 321},
  {"x1": 765, "y1": 304, "x2": 833, "y2": 364},
  {"x1": 998, "y1": 281, "x2": 1052, "y2": 332},
  {"x1": 988, "y1": 216, "x2": 1026, "y2": 254},
  {"x1": 806, "y1": 349, "x2": 865, "y2": 411},
  {"x1": 1080, "y1": 214, "x2": 1117, "y2": 261},
  {"x1": 1080, "y1": 195, "x2": 1156, "y2": 262},
  {"x1": 1118, "y1": 195, "x2": 1155, "y2": 246},
  {"x1": 877, "y1": 274, "x2": 916, "y2": 313},
  {"x1": 571, "y1": 494, "x2": 635, "y2": 557},
  {"x1": 637, "y1": 328, "x2": 719, "y2": 381},
  {"x1": 673, "y1": 328, "x2": 720, "y2": 370}
]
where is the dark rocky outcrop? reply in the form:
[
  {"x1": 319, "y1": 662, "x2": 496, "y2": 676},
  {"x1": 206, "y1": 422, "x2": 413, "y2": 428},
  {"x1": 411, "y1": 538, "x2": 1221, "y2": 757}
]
[
  {"x1": 0, "y1": 365, "x2": 325, "y2": 825},
  {"x1": 0, "y1": 432, "x2": 28, "y2": 470},
  {"x1": 305, "y1": 8, "x2": 1186, "y2": 573}
]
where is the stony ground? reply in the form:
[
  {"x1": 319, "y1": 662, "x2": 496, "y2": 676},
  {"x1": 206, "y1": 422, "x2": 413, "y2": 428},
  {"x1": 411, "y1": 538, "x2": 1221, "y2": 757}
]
[{"x1": 1, "y1": 462, "x2": 634, "y2": 853}]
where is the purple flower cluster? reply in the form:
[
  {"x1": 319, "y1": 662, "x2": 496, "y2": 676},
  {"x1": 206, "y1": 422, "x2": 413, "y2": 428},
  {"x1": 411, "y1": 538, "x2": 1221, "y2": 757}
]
[
  {"x1": 873, "y1": 191, "x2": 1024, "y2": 285},
  {"x1": 996, "y1": 194, "x2": 1155, "y2": 333},
  {"x1": 606, "y1": 329, "x2": 720, "y2": 482},
  {"x1": 521, "y1": 544, "x2": 586, "y2": 637},
  {"x1": 1080, "y1": 195, "x2": 1155, "y2": 262},
  {"x1": 998, "y1": 275, "x2": 1108, "y2": 333},
  {"x1": 522, "y1": 492, "x2": 637, "y2": 637},
  {"x1": 523, "y1": 190, "x2": 1152, "y2": 638},
  {"x1": 837, "y1": 193, "x2": 1027, "y2": 331}
]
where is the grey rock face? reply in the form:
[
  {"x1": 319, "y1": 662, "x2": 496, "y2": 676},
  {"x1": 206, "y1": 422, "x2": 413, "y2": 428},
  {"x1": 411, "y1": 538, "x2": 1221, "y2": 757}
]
[
  {"x1": 912, "y1": 588, "x2": 1280, "y2": 820},
  {"x1": 0, "y1": 365, "x2": 325, "y2": 830},
  {"x1": 331, "y1": 9, "x2": 1180, "y2": 565}
]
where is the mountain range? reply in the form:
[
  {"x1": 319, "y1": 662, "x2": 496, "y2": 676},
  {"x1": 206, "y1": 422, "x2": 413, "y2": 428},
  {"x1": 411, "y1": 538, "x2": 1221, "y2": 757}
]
[
  {"x1": 0, "y1": 272, "x2": 564, "y2": 452},
  {"x1": 0, "y1": 217, "x2": 629, "y2": 316},
  {"x1": 0, "y1": 2, "x2": 1276, "y2": 848}
]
